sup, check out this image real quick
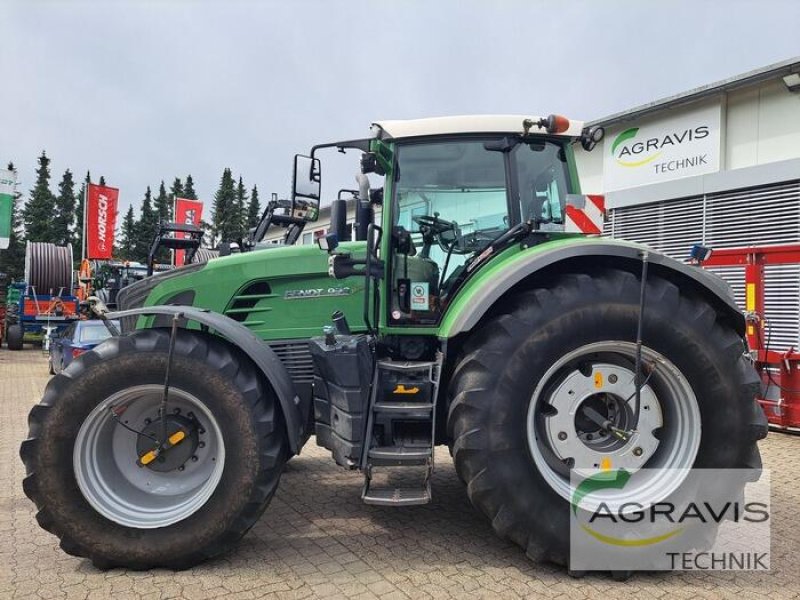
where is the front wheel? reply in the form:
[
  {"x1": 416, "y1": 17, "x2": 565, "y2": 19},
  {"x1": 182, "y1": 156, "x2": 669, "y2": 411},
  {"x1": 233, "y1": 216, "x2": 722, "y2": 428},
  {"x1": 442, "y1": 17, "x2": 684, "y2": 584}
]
[
  {"x1": 20, "y1": 328, "x2": 288, "y2": 569},
  {"x1": 7, "y1": 323, "x2": 23, "y2": 350},
  {"x1": 447, "y1": 269, "x2": 767, "y2": 568}
]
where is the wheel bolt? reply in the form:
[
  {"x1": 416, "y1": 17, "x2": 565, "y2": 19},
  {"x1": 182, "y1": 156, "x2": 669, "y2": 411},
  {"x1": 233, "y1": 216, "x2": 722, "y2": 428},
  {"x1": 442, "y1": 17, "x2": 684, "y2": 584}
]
[
  {"x1": 178, "y1": 465, "x2": 185, "y2": 471},
  {"x1": 608, "y1": 374, "x2": 618, "y2": 384},
  {"x1": 191, "y1": 455, "x2": 199, "y2": 462},
  {"x1": 198, "y1": 441, "x2": 206, "y2": 448},
  {"x1": 633, "y1": 447, "x2": 643, "y2": 457},
  {"x1": 144, "y1": 418, "x2": 151, "y2": 425},
  {"x1": 558, "y1": 431, "x2": 568, "y2": 441},
  {"x1": 198, "y1": 428, "x2": 205, "y2": 434},
  {"x1": 173, "y1": 408, "x2": 181, "y2": 414},
  {"x1": 187, "y1": 412, "x2": 195, "y2": 419}
]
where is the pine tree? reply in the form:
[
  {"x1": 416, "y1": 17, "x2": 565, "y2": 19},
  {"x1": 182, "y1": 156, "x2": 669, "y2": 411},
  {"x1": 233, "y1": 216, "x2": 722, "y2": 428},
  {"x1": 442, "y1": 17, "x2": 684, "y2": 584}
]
[
  {"x1": 99, "y1": 175, "x2": 106, "y2": 186},
  {"x1": 119, "y1": 205, "x2": 136, "y2": 259},
  {"x1": 234, "y1": 176, "x2": 248, "y2": 239},
  {"x1": 53, "y1": 169, "x2": 76, "y2": 247},
  {"x1": 154, "y1": 180, "x2": 171, "y2": 224},
  {"x1": 0, "y1": 162, "x2": 25, "y2": 281},
  {"x1": 134, "y1": 186, "x2": 157, "y2": 262},
  {"x1": 247, "y1": 184, "x2": 261, "y2": 230},
  {"x1": 170, "y1": 177, "x2": 184, "y2": 206},
  {"x1": 212, "y1": 168, "x2": 237, "y2": 245},
  {"x1": 23, "y1": 151, "x2": 56, "y2": 243},
  {"x1": 184, "y1": 174, "x2": 198, "y2": 200}
]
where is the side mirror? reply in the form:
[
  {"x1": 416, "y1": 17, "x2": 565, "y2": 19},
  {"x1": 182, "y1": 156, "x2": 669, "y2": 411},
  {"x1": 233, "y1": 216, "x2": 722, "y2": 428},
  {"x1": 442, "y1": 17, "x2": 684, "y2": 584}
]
[{"x1": 292, "y1": 154, "x2": 321, "y2": 221}]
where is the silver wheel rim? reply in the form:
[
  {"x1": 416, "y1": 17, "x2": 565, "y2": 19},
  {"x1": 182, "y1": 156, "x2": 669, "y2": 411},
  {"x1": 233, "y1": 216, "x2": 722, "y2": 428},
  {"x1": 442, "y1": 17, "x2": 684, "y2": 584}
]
[
  {"x1": 74, "y1": 385, "x2": 226, "y2": 529},
  {"x1": 527, "y1": 341, "x2": 700, "y2": 508}
]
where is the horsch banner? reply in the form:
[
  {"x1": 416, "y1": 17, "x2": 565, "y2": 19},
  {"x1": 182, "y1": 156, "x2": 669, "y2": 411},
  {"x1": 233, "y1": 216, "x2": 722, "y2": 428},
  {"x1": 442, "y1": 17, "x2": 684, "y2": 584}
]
[
  {"x1": 603, "y1": 102, "x2": 721, "y2": 191},
  {"x1": 174, "y1": 198, "x2": 203, "y2": 266},
  {"x1": 86, "y1": 183, "x2": 119, "y2": 259}
]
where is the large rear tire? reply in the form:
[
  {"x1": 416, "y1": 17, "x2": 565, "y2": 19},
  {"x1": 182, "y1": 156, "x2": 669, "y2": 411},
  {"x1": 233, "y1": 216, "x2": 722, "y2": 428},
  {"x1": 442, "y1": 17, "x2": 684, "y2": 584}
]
[
  {"x1": 447, "y1": 269, "x2": 767, "y2": 568},
  {"x1": 7, "y1": 323, "x2": 23, "y2": 350},
  {"x1": 20, "y1": 328, "x2": 288, "y2": 569}
]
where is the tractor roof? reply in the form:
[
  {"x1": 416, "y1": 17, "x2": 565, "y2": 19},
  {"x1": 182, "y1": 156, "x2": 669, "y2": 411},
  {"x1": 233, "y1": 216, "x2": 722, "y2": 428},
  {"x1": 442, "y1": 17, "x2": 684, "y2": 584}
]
[{"x1": 371, "y1": 114, "x2": 585, "y2": 140}]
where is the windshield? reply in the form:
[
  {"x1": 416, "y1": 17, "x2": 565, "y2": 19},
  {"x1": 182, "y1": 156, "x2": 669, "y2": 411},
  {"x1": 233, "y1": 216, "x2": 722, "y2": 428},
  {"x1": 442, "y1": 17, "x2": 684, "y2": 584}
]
[{"x1": 390, "y1": 137, "x2": 572, "y2": 325}]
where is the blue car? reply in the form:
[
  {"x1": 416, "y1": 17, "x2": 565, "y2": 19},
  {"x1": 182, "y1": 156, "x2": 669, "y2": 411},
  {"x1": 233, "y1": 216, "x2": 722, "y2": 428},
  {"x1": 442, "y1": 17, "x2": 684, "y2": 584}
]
[{"x1": 48, "y1": 320, "x2": 121, "y2": 375}]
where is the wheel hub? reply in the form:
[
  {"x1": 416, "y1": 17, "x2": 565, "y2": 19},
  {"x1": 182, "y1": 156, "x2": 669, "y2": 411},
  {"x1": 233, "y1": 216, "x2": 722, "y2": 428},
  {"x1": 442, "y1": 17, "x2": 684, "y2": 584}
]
[
  {"x1": 135, "y1": 414, "x2": 199, "y2": 472},
  {"x1": 543, "y1": 362, "x2": 662, "y2": 473}
]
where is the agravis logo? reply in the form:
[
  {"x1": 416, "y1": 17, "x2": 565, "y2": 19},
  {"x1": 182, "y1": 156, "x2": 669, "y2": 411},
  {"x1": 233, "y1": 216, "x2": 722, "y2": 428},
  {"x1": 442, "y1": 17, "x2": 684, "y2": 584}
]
[
  {"x1": 611, "y1": 125, "x2": 710, "y2": 168},
  {"x1": 571, "y1": 469, "x2": 683, "y2": 547}
]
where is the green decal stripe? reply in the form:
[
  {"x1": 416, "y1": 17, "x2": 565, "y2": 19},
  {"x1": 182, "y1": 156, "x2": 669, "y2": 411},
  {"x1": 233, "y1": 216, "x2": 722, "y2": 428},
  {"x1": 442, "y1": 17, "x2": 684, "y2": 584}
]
[{"x1": 611, "y1": 127, "x2": 638, "y2": 155}]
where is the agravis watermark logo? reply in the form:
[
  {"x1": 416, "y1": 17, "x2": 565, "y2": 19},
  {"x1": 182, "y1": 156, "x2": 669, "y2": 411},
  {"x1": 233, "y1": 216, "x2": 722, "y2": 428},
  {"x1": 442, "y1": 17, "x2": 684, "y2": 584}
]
[
  {"x1": 569, "y1": 468, "x2": 770, "y2": 571},
  {"x1": 611, "y1": 125, "x2": 710, "y2": 170}
]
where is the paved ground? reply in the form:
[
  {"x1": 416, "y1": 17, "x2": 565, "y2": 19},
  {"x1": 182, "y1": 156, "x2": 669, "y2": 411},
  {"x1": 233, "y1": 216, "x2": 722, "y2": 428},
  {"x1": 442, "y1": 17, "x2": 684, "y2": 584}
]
[{"x1": 1, "y1": 348, "x2": 799, "y2": 599}]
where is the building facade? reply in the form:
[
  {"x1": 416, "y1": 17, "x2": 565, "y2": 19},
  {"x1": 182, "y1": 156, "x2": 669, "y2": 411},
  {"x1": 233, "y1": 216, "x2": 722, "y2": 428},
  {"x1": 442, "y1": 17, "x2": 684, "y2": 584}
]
[{"x1": 574, "y1": 58, "x2": 800, "y2": 348}]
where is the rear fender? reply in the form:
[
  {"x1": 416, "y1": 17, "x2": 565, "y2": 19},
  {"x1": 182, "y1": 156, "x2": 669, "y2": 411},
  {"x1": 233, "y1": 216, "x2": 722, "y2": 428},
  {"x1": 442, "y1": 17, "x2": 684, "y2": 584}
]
[
  {"x1": 439, "y1": 239, "x2": 745, "y2": 338},
  {"x1": 108, "y1": 305, "x2": 308, "y2": 454}
]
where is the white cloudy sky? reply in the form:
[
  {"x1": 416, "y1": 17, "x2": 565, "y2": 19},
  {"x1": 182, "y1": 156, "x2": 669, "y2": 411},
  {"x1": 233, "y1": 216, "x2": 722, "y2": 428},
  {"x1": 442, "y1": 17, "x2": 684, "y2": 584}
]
[{"x1": 2, "y1": 0, "x2": 800, "y2": 215}]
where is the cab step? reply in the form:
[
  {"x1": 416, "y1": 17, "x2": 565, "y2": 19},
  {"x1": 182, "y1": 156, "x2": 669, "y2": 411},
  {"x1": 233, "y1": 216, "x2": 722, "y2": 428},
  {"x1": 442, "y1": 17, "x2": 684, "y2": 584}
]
[
  {"x1": 362, "y1": 485, "x2": 431, "y2": 506},
  {"x1": 373, "y1": 401, "x2": 434, "y2": 417},
  {"x1": 368, "y1": 446, "x2": 432, "y2": 465}
]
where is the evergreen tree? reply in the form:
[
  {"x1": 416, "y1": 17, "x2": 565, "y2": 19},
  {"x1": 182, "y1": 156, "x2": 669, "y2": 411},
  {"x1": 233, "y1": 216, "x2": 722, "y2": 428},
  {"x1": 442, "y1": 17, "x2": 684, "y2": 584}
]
[
  {"x1": 134, "y1": 186, "x2": 157, "y2": 262},
  {"x1": 170, "y1": 177, "x2": 184, "y2": 206},
  {"x1": 0, "y1": 162, "x2": 25, "y2": 281},
  {"x1": 184, "y1": 174, "x2": 198, "y2": 200},
  {"x1": 23, "y1": 151, "x2": 56, "y2": 243},
  {"x1": 118, "y1": 205, "x2": 136, "y2": 259},
  {"x1": 99, "y1": 175, "x2": 106, "y2": 186},
  {"x1": 211, "y1": 168, "x2": 237, "y2": 245},
  {"x1": 53, "y1": 169, "x2": 76, "y2": 247},
  {"x1": 234, "y1": 176, "x2": 248, "y2": 239},
  {"x1": 247, "y1": 184, "x2": 261, "y2": 230},
  {"x1": 154, "y1": 180, "x2": 171, "y2": 224}
]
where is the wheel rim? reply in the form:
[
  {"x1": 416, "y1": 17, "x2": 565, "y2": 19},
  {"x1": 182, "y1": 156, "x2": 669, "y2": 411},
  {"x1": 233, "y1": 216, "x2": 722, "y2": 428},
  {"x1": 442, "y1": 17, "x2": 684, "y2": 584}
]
[
  {"x1": 527, "y1": 341, "x2": 701, "y2": 508},
  {"x1": 74, "y1": 385, "x2": 226, "y2": 529}
]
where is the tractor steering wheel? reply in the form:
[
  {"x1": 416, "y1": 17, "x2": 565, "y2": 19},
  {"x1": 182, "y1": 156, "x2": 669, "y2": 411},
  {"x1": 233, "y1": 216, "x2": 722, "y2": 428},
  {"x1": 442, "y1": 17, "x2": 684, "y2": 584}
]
[{"x1": 413, "y1": 214, "x2": 464, "y2": 255}]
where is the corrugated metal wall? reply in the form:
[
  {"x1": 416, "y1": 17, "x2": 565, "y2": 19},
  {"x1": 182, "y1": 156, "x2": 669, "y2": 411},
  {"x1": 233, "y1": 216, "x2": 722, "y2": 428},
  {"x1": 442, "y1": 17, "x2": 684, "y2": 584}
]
[{"x1": 605, "y1": 180, "x2": 800, "y2": 349}]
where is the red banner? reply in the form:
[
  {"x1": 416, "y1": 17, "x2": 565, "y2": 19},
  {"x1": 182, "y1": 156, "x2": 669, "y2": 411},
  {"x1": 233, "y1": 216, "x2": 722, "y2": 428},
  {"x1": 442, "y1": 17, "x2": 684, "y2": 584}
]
[
  {"x1": 174, "y1": 198, "x2": 204, "y2": 266},
  {"x1": 86, "y1": 184, "x2": 119, "y2": 259}
]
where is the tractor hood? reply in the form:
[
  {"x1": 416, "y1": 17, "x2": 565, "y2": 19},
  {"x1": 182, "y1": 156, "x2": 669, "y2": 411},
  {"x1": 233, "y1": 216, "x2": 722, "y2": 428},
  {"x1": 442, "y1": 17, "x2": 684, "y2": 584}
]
[{"x1": 120, "y1": 242, "x2": 368, "y2": 341}]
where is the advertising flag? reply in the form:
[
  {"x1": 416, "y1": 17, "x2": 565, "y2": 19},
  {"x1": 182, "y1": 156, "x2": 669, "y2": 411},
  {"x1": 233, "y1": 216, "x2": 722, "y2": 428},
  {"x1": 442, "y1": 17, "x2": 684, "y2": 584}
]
[
  {"x1": 174, "y1": 198, "x2": 204, "y2": 266},
  {"x1": 86, "y1": 183, "x2": 119, "y2": 259},
  {"x1": 0, "y1": 169, "x2": 15, "y2": 250}
]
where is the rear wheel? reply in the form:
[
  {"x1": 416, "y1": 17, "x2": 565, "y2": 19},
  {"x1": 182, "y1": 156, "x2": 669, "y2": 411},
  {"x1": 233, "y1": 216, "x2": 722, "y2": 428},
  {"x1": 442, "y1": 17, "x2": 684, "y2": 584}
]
[
  {"x1": 20, "y1": 328, "x2": 288, "y2": 569},
  {"x1": 447, "y1": 269, "x2": 767, "y2": 568},
  {"x1": 7, "y1": 323, "x2": 23, "y2": 350}
]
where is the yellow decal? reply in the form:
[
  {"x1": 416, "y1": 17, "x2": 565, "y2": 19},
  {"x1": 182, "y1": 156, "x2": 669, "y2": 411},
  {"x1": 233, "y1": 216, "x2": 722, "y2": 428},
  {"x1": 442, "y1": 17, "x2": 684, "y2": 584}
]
[
  {"x1": 594, "y1": 372, "x2": 603, "y2": 389},
  {"x1": 168, "y1": 430, "x2": 186, "y2": 446},
  {"x1": 600, "y1": 457, "x2": 612, "y2": 471},
  {"x1": 746, "y1": 283, "x2": 756, "y2": 312},
  {"x1": 393, "y1": 385, "x2": 420, "y2": 395}
]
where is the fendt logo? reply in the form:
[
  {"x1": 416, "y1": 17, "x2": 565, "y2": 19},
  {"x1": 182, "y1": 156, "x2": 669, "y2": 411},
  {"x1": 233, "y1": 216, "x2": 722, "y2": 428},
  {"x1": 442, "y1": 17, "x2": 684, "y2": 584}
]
[
  {"x1": 96, "y1": 194, "x2": 109, "y2": 250},
  {"x1": 611, "y1": 125, "x2": 710, "y2": 169}
]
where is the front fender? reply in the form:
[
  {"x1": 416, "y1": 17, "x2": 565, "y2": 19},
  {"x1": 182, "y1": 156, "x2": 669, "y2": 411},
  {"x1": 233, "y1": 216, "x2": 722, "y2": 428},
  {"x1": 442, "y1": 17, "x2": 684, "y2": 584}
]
[
  {"x1": 107, "y1": 305, "x2": 308, "y2": 454},
  {"x1": 439, "y1": 238, "x2": 745, "y2": 338}
]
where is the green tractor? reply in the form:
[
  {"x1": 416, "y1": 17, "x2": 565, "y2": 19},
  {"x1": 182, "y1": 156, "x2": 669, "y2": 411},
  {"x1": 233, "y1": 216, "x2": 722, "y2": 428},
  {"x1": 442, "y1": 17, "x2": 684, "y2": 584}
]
[{"x1": 21, "y1": 115, "x2": 766, "y2": 572}]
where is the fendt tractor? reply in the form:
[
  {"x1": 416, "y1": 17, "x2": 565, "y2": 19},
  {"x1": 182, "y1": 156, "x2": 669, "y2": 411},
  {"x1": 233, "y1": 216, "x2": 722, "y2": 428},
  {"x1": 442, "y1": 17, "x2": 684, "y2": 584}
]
[{"x1": 21, "y1": 115, "x2": 766, "y2": 573}]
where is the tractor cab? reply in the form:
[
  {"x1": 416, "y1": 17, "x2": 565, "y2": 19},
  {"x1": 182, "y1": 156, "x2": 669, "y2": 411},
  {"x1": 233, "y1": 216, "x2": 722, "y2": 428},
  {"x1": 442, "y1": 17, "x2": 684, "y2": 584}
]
[{"x1": 295, "y1": 114, "x2": 600, "y2": 329}]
